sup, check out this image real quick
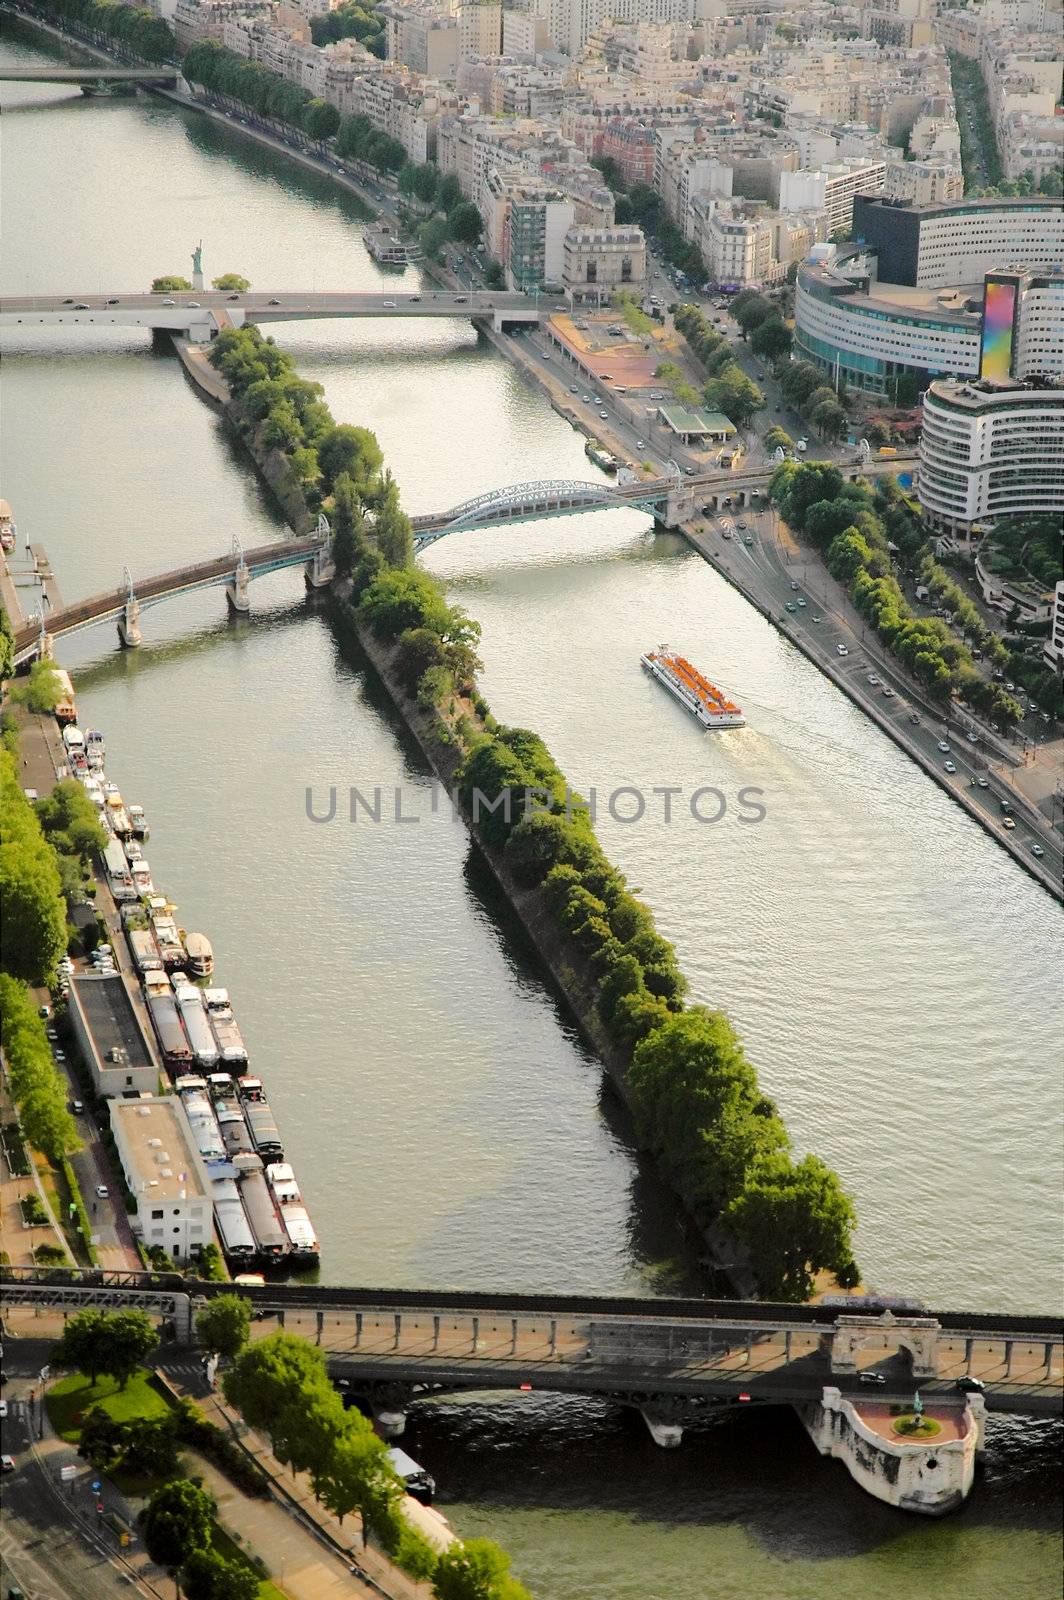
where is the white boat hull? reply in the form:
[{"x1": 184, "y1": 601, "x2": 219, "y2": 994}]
[{"x1": 640, "y1": 654, "x2": 745, "y2": 729}]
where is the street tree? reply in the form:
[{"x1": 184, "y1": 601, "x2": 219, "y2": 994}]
[
  {"x1": 181, "y1": 1548, "x2": 259, "y2": 1600},
  {"x1": 54, "y1": 1309, "x2": 114, "y2": 1385},
  {"x1": 447, "y1": 201, "x2": 483, "y2": 244},
  {"x1": 0, "y1": 844, "x2": 67, "y2": 985},
  {"x1": 106, "y1": 1309, "x2": 161, "y2": 1389},
  {"x1": 151, "y1": 276, "x2": 192, "y2": 293},
  {"x1": 433, "y1": 1537, "x2": 533, "y2": 1600},
  {"x1": 211, "y1": 274, "x2": 251, "y2": 293},
  {"x1": 195, "y1": 1294, "x2": 252, "y2": 1360},
  {"x1": 750, "y1": 317, "x2": 792, "y2": 361},
  {"x1": 303, "y1": 98, "x2": 341, "y2": 141},
  {"x1": 140, "y1": 1479, "x2": 215, "y2": 1577}
]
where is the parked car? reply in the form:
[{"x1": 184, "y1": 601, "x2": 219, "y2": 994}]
[{"x1": 858, "y1": 1371, "x2": 886, "y2": 1386}]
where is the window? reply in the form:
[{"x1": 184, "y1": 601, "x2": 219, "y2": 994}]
[
  {"x1": 151, "y1": 1208, "x2": 163, "y2": 1220},
  {"x1": 621, "y1": 257, "x2": 632, "y2": 282}
]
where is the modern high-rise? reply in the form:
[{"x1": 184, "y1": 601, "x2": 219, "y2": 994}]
[
  {"x1": 852, "y1": 196, "x2": 1064, "y2": 290},
  {"x1": 918, "y1": 379, "x2": 1064, "y2": 538}
]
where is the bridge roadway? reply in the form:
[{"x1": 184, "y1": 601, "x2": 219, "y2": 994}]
[
  {"x1": 0, "y1": 289, "x2": 543, "y2": 334},
  {"x1": 10, "y1": 531, "x2": 323, "y2": 665},
  {"x1": 0, "y1": 65, "x2": 179, "y2": 84},
  {"x1": 3, "y1": 1270, "x2": 1060, "y2": 1418}
]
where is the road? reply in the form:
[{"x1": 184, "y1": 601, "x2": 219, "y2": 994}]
[
  {"x1": 0, "y1": 288, "x2": 543, "y2": 323},
  {"x1": 688, "y1": 504, "x2": 1064, "y2": 887}
]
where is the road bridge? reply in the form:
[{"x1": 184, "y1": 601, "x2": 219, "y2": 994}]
[
  {"x1": 3, "y1": 1269, "x2": 1060, "y2": 1436},
  {"x1": 0, "y1": 288, "x2": 543, "y2": 336},
  {"x1": 10, "y1": 525, "x2": 333, "y2": 667},
  {"x1": 0, "y1": 65, "x2": 179, "y2": 87}
]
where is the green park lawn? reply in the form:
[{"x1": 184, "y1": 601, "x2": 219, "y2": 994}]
[{"x1": 46, "y1": 1368, "x2": 173, "y2": 1442}]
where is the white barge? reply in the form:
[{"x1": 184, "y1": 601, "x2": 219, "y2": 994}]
[{"x1": 640, "y1": 644, "x2": 745, "y2": 729}]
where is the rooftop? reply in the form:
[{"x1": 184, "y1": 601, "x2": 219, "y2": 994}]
[
  {"x1": 110, "y1": 1096, "x2": 210, "y2": 1203},
  {"x1": 657, "y1": 405, "x2": 736, "y2": 436},
  {"x1": 72, "y1": 973, "x2": 155, "y2": 1076}
]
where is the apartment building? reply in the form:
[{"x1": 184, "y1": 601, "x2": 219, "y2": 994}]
[
  {"x1": 110, "y1": 1097, "x2": 213, "y2": 1265},
  {"x1": 458, "y1": 0, "x2": 502, "y2": 60},
  {"x1": 381, "y1": 1, "x2": 459, "y2": 80},
  {"x1": 778, "y1": 158, "x2": 887, "y2": 236},
  {"x1": 507, "y1": 184, "x2": 576, "y2": 288},
  {"x1": 563, "y1": 223, "x2": 648, "y2": 303},
  {"x1": 919, "y1": 378, "x2": 1064, "y2": 538}
]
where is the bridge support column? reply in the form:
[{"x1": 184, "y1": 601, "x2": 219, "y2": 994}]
[
  {"x1": 171, "y1": 1294, "x2": 193, "y2": 1346},
  {"x1": 1003, "y1": 1340, "x2": 1014, "y2": 1378},
  {"x1": 471, "y1": 1315, "x2": 480, "y2": 1354},
  {"x1": 432, "y1": 1315, "x2": 440, "y2": 1351},
  {"x1": 373, "y1": 1404, "x2": 407, "y2": 1439},
  {"x1": 226, "y1": 560, "x2": 250, "y2": 615},
  {"x1": 639, "y1": 1406, "x2": 684, "y2": 1449},
  {"x1": 659, "y1": 488, "x2": 697, "y2": 530},
  {"x1": 969, "y1": 1394, "x2": 988, "y2": 1457},
  {"x1": 1044, "y1": 1341, "x2": 1056, "y2": 1372},
  {"x1": 354, "y1": 1312, "x2": 363, "y2": 1348},
  {"x1": 964, "y1": 1337, "x2": 974, "y2": 1371},
  {"x1": 315, "y1": 1311, "x2": 324, "y2": 1346},
  {"x1": 117, "y1": 598, "x2": 141, "y2": 649},
  {"x1": 394, "y1": 1313, "x2": 402, "y2": 1351}
]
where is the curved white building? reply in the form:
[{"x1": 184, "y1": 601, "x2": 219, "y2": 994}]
[
  {"x1": 918, "y1": 378, "x2": 1064, "y2": 538},
  {"x1": 852, "y1": 196, "x2": 1064, "y2": 289}
]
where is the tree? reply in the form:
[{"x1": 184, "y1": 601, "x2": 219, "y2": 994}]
[
  {"x1": 35, "y1": 779, "x2": 107, "y2": 860},
  {"x1": 120, "y1": 1417, "x2": 181, "y2": 1480},
  {"x1": 733, "y1": 294, "x2": 775, "y2": 338},
  {"x1": 812, "y1": 399, "x2": 847, "y2": 441},
  {"x1": 0, "y1": 604, "x2": 15, "y2": 682},
  {"x1": 433, "y1": 1537, "x2": 533, "y2": 1600},
  {"x1": 764, "y1": 425, "x2": 793, "y2": 454},
  {"x1": 211, "y1": 274, "x2": 251, "y2": 293},
  {"x1": 54, "y1": 1309, "x2": 113, "y2": 1385},
  {"x1": 317, "y1": 424, "x2": 383, "y2": 494},
  {"x1": 418, "y1": 217, "x2": 451, "y2": 261},
  {"x1": 0, "y1": 843, "x2": 67, "y2": 985},
  {"x1": 373, "y1": 475, "x2": 413, "y2": 569},
  {"x1": 78, "y1": 1405, "x2": 126, "y2": 1469},
  {"x1": 303, "y1": 99, "x2": 341, "y2": 142},
  {"x1": 195, "y1": 1295, "x2": 252, "y2": 1360},
  {"x1": 447, "y1": 201, "x2": 483, "y2": 244},
  {"x1": 724, "y1": 1152, "x2": 858, "y2": 1302},
  {"x1": 152, "y1": 276, "x2": 192, "y2": 293},
  {"x1": 750, "y1": 317, "x2": 792, "y2": 361},
  {"x1": 181, "y1": 1548, "x2": 259, "y2": 1600},
  {"x1": 141, "y1": 1479, "x2": 215, "y2": 1577},
  {"x1": 436, "y1": 171, "x2": 463, "y2": 213},
  {"x1": 10, "y1": 659, "x2": 63, "y2": 714},
  {"x1": 106, "y1": 1309, "x2": 161, "y2": 1389}
]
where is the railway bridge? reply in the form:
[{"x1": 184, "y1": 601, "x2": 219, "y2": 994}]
[{"x1": 3, "y1": 1269, "x2": 1060, "y2": 1446}]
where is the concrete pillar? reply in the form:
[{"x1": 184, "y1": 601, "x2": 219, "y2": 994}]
[
  {"x1": 510, "y1": 1317, "x2": 518, "y2": 1355},
  {"x1": 393, "y1": 1313, "x2": 401, "y2": 1351},
  {"x1": 1003, "y1": 1340, "x2": 1014, "y2": 1378},
  {"x1": 471, "y1": 1315, "x2": 479, "y2": 1354},
  {"x1": 354, "y1": 1311, "x2": 362, "y2": 1347},
  {"x1": 640, "y1": 1407, "x2": 684, "y2": 1448},
  {"x1": 1044, "y1": 1341, "x2": 1055, "y2": 1372},
  {"x1": 117, "y1": 598, "x2": 141, "y2": 648},
  {"x1": 226, "y1": 564, "x2": 250, "y2": 614},
  {"x1": 373, "y1": 1405, "x2": 407, "y2": 1439},
  {"x1": 784, "y1": 1330, "x2": 793, "y2": 1363},
  {"x1": 549, "y1": 1319, "x2": 557, "y2": 1356},
  {"x1": 172, "y1": 1294, "x2": 193, "y2": 1345},
  {"x1": 304, "y1": 547, "x2": 334, "y2": 590},
  {"x1": 315, "y1": 1311, "x2": 323, "y2": 1346},
  {"x1": 432, "y1": 1315, "x2": 440, "y2": 1351},
  {"x1": 964, "y1": 1337, "x2": 974, "y2": 1371}
]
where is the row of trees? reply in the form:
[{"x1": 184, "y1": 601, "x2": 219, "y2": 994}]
[
  {"x1": 592, "y1": 161, "x2": 707, "y2": 283},
  {"x1": 0, "y1": 973, "x2": 79, "y2": 1163},
  {"x1": 206, "y1": 324, "x2": 383, "y2": 519},
  {"x1": 35, "y1": 776, "x2": 108, "y2": 908},
  {"x1": 48, "y1": 0, "x2": 175, "y2": 62},
  {"x1": 348, "y1": 557, "x2": 859, "y2": 1299},
  {"x1": 0, "y1": 602, "x2": 13, "y2": 681},
  {"x1": 767, "y1": 462, "x2": 1024, "y2": 727},
  {"x1": 224, "y1": 1333, "x2": 531, "y2": 1597},
  {"x1": 0, "y1": 744, "x2": 68, "y2": 985},
  {"x1": 673, "y1": 304, "x2": 765, "y2": 427},
  {"x1": 729, "y1": 289, "x2": 794, "y2": 363},
  {"x1": 773, "y1": 356, "x2": 850, "y2": 441},
  {"x1": 54, "y1": 1305, "x2": 159, "y2": 1389},
  {"x1": 182, "y1": 39, "x2": 341, "y2": 142}
]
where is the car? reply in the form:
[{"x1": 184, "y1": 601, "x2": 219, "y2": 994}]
[
  {"x1": 53, "y1": 1048, "x2": 67, "y2": 1061},
  {"x1": 1032, "y1": 843, "x2": 1045, "y2": 857},
  {"x1": 684, "y1": 466, "x2": 695, "y2": 476},
  {"x1": 569, "y1": 384, "x2": 579, "y2": 393},
  {"x1": 95, "y1": 1184, "x2": 110, "y2": 1199},
  {"x1": 743, "y1": 535, "x2": 753, "y2": 546},
  {"x1": 598, "y1": 410, "x2": 609, "y2": 420},
  {"x1": 1002, "y1": 817, "x2": 1016, "y2": 830},
  {"x1": 39, "y1": 1004, "x2": 51, "y2": 1019},
  {"x1": 882, "y1": 686, "x2": 894, "y2": 697},
  {"x1": 0, "y1": 1402, "x2": 7, "y2": 1419},
  {"x1": 46, "y1": 1026, "x2": 58, "y2": 1040},
  {"x1": 74, "y1": 302, "x2": 90, "y2": 310},
  {"x1": 737, "y1": 522, "x2": 748, "y2": 531},
  {"x1": 909, "y1": 712, "x2": 920, "y2": 725},
  {"x1": 721, "y1": 528, "x2": 732, "y2": 539},
  {"x1": 635, "y1": 439, "x2": 646, "y2": 449},
  {"x1": 1005, "y1": 681, "x2": 1015, "y2": 691},
  {"x1": 786, "y1": 602, "x2": 797, "y2": 613},
  {"x1": 937, "y1": 741, "x2": 951, "y2": 753},
  {"x1": 381, "y1": 299, "x2": 396, "y2": 308},
  {"x1": 268, "y1": 298, "x2": 282, "y2": 306},
  {"x1": 1, "y1": 1454, "x2": 14, "y2": 1472},
  {"x1": 977, "y1": 777, "x2": 989, "y2": 788},
  {"x1": 867, "y1": 673, "x2": 880, "y2": 686},
  {"x1": 454, "y1": 296, "x2": 468, "y2": 304},
  {"x1": 228, "y1": 293, "x2": 241, "y2": 301},
  {"x1": 796, "y1": 599, "x2": 807, "y2": 608},
  {"x1": 836, "y1": 644, "x2": 849, "y2": 656},
  {"x1": 70, "y1": 1100, "x2": 84, "y2": 1115},
  {"x1": 811, "y1": 614, "x2": 822, "y2": 623},
  {"x1": 106, "y1": 298, "x2": 119, "y2": 306},
  {"x1": 944, "y1": 761, "x2": 957, "y2": 773},
  {"x1": 858, "y1": 1372, "x2": 886, "y2": 1386},
  {"x1": 63, "y1": 297, "x2": 74, "y2": 305},
  {"x1": 955, "y1": 1376, "x2": 985, "y2": 1394},
  {"x1": 408, "y1": 295, "x2": 421, "y2": 303},
  {"x1": 161, "y1": 298, "x2": 176, "y2": 306},
  {"x1": 791, "y1": 582, "x2": 800, "y2": 592},
  {"x1": 186, "y1": 301, "x2": 201, "y2": 308}
]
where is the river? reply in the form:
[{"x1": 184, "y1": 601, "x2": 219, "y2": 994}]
[{"x1": 1, "y1": 21, "x2": 1061, "y2": 1598}]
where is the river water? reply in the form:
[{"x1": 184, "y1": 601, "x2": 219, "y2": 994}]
[{"x1": 2, "y1": 23, "x2": 1061, "y2": 1598}]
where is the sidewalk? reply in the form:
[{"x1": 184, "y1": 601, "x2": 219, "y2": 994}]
[{"x1": 163, "y1": 1371, "x2": 436, "y2": 1600}]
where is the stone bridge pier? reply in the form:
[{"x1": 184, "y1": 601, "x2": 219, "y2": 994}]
[{"x1": 658, "y1": 486, "x2": 697, "y2": 530}]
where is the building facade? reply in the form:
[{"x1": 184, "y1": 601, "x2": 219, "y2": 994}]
[
  {"x1": 110, "y1": 1097, "x2": 213, "y2": 1264},
  {"x1": 918, "y1": 379, "x2": 1064, "y2": 537},
  {"x1": 852, "y1": 196, "x2": 1064, "y2": 289},
  {"x1": 562, "y1": 223, "x2": 647, "y2": 302}
]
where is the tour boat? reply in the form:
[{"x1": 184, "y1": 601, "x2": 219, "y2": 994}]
[{"x1": 640, "y1": 645, "x2": 745, "y2": 729}]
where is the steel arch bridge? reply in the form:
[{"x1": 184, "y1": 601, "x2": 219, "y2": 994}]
[{"x1": 410, "y1": 476, "x2": 677, "y2": 547}]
